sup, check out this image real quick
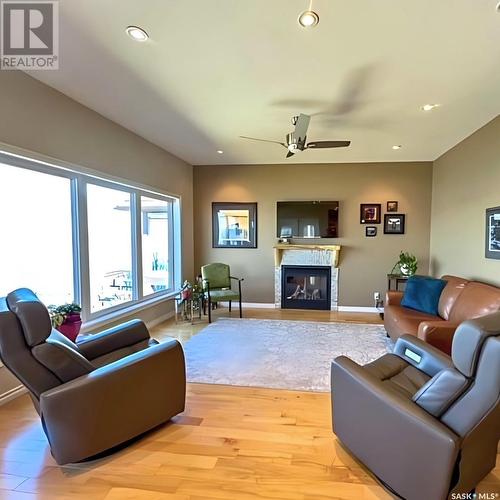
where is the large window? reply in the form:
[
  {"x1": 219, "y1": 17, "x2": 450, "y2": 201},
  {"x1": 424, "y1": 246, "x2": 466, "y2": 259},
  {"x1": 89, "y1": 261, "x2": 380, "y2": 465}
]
[
  {"x1": 141, "y1": 196, "x2": 171, "y2": 296},
  {"x1": 87, "y1": 184, "x2": 133, "y2": 312},
  {"x1": 0, "y1": 152, "x2": 180, "y2": 323},
  {"x1": 0, "y1": 163, "x2": 74, "y2": 305}
]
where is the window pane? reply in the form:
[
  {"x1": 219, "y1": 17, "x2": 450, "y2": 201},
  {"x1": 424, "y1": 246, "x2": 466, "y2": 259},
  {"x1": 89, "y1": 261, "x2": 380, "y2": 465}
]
[
  {"x1": 87, "y1": 184, "x2": 133, "y2": 312},
  {"x1": 0, "y1": 163, "x2": 73, "y2": 305},
  {"x1": 141, "y1": 196, "x2": 170, "y2": 296}
]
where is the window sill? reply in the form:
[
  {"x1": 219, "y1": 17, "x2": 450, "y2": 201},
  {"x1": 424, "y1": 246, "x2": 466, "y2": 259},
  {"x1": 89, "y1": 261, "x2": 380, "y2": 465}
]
[{"x1": 81, "y1": 291, "x2": 178, "y2": 333}]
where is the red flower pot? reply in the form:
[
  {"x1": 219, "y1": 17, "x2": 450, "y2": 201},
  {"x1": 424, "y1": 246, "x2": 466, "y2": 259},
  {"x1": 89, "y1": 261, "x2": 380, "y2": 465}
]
[{"x1": 57, "y1": 313, "x2": 82, "y2": 342}]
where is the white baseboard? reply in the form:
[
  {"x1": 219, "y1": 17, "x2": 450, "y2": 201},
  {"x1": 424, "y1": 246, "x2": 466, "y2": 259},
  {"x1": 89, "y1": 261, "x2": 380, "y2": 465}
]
[
  {"x1": 0, "y1": 385, "x2": 27, "y2": 406},
  {"x1": 147, "y1": 310, "x2": 175, "y2": 328},
  {"x1": 338, "y1": 306, "x2": 381, "y2": 313},
  {"x1": 219, "y1": 302, "x2": 276, "y2": 309}
]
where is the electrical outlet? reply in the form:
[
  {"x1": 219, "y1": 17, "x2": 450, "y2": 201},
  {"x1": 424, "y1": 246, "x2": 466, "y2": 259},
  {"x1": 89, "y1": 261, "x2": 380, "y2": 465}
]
[{"x1": 373, "y1": 292, "x2": 381, "y2": 302}]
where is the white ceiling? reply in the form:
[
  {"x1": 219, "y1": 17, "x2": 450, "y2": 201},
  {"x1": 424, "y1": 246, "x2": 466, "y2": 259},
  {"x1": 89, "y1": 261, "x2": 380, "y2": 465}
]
[{"x1": 29, "y1": 0, "x2": 500, "y2": 165}]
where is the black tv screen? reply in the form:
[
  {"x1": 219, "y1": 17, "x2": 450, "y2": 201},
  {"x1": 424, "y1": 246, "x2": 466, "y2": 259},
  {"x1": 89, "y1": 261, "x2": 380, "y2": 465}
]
[{"x1": 277, "y1": 201, "x2": 339, "y2": 238}]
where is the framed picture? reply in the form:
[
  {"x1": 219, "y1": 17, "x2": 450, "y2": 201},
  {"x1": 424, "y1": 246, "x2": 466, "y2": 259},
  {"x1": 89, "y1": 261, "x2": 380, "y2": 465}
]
[
  {"x1": 212, "y1": 202, "x2": 257, "y2": 248},
  {"x1": 387, "y1": 201, "x2": 398, "y2": 212},
  {"x1": 485, "y1": 206, "x2": 500, "y2": 259},
  {"x1": 384, "y1": 214, "x2": 405, "y2": 234},
  {"x1": 360, "y1": 204, "x2": 381, "y2": 224},
  {"x1": 366, "y1": 226, "x2": 377, "y2": 237}
]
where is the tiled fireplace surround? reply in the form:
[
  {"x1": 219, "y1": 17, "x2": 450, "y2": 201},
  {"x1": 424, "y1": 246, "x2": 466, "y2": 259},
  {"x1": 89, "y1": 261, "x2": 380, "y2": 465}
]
[{"x1": 274, "y1": 245, "x2": 340, "y2": 310}]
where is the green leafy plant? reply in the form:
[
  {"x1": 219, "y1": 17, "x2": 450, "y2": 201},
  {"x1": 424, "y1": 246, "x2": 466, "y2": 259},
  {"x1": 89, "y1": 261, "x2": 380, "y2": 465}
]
[
  {"x1": 48, "y1": 303, "x2": 82, "y2": 328},
  {"x1": 391, "y1": 251, "x2": 418, "y2": 276}
]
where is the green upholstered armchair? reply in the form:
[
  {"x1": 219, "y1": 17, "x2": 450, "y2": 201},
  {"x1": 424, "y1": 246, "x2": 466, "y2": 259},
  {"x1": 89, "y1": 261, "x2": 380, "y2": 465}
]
[{"x1": 201, "y1": 263, "x2": 243, "y2": 323}]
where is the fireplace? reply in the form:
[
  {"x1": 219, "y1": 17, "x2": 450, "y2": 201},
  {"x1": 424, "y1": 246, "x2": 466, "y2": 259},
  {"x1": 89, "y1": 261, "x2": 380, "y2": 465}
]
[{"x1": 281, "y1": 265, "x2": 331, "y2": 310}]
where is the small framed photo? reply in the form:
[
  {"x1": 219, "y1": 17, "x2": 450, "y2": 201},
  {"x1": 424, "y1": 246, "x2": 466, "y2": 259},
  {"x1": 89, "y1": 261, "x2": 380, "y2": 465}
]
[
  {"x1": 485, "y1": 206, "x2": 500, "y2": 259},
  {"x1": 387, "y1": 201, "x2": 398, "y2": 212},
  {"x1": 212, "y1": 202, "x2": 257, "y2": 248},
  {"x1": 360, "y1": 204, "x2": 381, "y2": 224},
  {"x1": 384, "y1": 214, "x2": 405, "y2": 234},
  {"x1": 366, "y1": 226, "x2": 377, "y2": 237}
]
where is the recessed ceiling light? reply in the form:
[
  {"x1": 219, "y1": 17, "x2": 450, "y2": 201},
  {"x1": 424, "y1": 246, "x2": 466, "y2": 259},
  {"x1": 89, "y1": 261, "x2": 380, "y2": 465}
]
[
  {"x1": 392, "y1": 145, "x2": 402, "y2": 150},
  {"x1": 298, "y1": 10, "x2": 319, "y2": 28},
  {"x1": 216, "y1": 150, "x2": 224, "y2": 154},
  {"x1": 421, "y1": 103, "x2": 440, "y2": 112},
  {"x1": 497, "y1": 1, "x2": 500, "y2": 12},
  {"x1": 126, "y1": 26, "x2": 149, "y2": 42}
]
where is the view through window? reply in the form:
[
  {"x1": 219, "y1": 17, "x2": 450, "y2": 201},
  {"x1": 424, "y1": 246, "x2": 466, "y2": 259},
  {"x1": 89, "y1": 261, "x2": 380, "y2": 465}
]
[
  {"x1": 0, "y1": 163, "x2": 74, "y2": 305},
  {"x1": 141, "y1": 196, "x2": 170, "y2": 296},
  {"x1": 87, "y1": 184, "x2": 133, "y2": 312}
]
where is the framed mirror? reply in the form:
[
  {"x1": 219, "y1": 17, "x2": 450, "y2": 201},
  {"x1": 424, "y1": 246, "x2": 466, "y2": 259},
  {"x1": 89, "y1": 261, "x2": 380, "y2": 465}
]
[{"x1": 212, "y1": 202, "x2": 257, "y2": 248}]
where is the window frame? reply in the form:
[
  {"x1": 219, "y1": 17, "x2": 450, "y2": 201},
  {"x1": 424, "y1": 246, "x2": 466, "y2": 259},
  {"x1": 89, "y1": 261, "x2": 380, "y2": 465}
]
[{"x1": 0, "y1": 147, "x2": 182, "y2": 326}]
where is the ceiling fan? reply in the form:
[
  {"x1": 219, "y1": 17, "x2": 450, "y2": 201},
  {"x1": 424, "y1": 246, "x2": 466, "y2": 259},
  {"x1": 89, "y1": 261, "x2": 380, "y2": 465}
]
[{"x1": 240, "y1": 113, "x2": 351, "y2": 158}]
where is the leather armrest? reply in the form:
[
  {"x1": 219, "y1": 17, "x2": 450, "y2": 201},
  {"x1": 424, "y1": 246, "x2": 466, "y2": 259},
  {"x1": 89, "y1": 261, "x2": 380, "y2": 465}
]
[
  {"x1": 40, "y1": 339, "x2": 186, "y2": 464},
  {"x1": 393, "y1": 334, "x2": 453, "y2": 377},
  {"x1": 230, "y1": 276, "x2": 244, "y2": 282},
  {"x1": 77, "y1": 319, "x2": 150, "y2": 360},
  {"x1": 331, "y1": 356, "x2": 459, "y2": 500},
  {"x1": 386, "y1": 290, "x2": 404, "y2": 306},
  {"x1": 417, "y1": 321, "x2": 460, "y2": 356},
  {"x1": 412, "y1": 368, "x2": 469, "y2": 417}
]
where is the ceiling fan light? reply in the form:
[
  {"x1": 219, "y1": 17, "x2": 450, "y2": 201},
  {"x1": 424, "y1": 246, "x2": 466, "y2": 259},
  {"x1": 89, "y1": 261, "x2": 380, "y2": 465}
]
[{"x1": 298, "y1": 11, "x2": 319, "y2": 28}]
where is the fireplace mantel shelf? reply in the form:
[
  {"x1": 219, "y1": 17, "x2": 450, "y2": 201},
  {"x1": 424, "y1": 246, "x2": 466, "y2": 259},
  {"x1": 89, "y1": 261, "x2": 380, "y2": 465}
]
[{"x1": 273, "y1": 244, "x2": 341, "y2": 267}]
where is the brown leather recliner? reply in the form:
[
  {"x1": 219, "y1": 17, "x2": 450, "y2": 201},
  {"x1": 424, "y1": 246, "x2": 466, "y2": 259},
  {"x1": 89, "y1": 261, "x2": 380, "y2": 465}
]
[
  {"x1": 331, "y1": 311, "x2": 500, "y2": 500},
  {"x1": 0, "y1": 288, "x2": 186, "y2": 465}
]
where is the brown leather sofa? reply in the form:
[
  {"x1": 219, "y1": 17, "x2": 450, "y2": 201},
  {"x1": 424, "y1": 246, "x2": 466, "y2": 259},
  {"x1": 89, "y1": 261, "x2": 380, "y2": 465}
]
[
  {"x1": 332, "y1": 311, "x2": 500, "y2": 500},
  {"x1": 0, "y1": 288, "x2": 186, "y2": 465},
  {"x1": 385, "y1": 275, "x2": 500, "y2": 354}
]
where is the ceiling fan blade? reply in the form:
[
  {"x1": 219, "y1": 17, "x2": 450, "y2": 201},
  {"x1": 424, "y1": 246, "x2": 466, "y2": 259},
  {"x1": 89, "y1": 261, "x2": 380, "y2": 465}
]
[
  {"x1": 286, "y1": 150, "x2": 295, "y2": 158},
  {"x1": 294, "y1": 114, "x2": 311, "y2": 143},
  {"x1": 307, "y1": 140, "x2": 351, "y2": 149},
  {"x1": 239, "y1": 136, "x2": 287, "y2": 148}
]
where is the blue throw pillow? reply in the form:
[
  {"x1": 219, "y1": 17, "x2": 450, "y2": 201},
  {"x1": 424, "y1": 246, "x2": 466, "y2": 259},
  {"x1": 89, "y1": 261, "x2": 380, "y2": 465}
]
[{"x1": 401, "y1": 275, "x2": 447, "y2": 316}]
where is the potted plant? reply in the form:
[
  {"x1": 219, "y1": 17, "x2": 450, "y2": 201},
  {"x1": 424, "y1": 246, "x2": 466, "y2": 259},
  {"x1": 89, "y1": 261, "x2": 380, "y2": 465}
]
[
  {"x1": 48, "y1": 303, "x2": 82, "y2": 342},
  {"x1": 391, "y1": 251, "x2": 418, "y2": 276},
  {"x1": 181, "y1": 278, "x2": 203, "y2": 301}
]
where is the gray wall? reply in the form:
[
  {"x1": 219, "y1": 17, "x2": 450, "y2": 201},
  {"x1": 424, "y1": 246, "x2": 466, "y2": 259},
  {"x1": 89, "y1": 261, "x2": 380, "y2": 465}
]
[
  {"x1": 430, "y1": 115, "x2": 500, "y2": 285},
  {"x1": 194, "y1": 162, "x2": 433, "y2": 306},
  {"x1": 0, "y1": 71, "x2": 193, "y2": 401}
]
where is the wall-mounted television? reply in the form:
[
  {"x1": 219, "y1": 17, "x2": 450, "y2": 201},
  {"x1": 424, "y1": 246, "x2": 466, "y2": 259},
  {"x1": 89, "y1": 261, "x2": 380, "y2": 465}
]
[{"x1": 277, "y1": 201, "x2": 339, "y2": 239}]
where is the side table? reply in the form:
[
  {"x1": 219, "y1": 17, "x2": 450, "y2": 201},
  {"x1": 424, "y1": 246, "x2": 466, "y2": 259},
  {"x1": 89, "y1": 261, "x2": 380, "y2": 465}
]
[
  {"x1": 174, "y1": 293, "x2": 203, "y2": 324},
  {"x1": 387, "y1": 274, "x2": 409, "y2": 292}
]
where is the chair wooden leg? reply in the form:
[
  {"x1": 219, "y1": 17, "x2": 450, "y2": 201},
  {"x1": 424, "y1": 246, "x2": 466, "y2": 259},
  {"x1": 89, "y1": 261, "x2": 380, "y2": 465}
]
[
  {"x1": 229, "y1": 300, "x2": 232, "y2": 312},
  {"x1": 239, "y1": 298, "x2": 242, "y2": 318},
  {"x1": 208, "y1": 297, "x2": 212, "y2": 323}
]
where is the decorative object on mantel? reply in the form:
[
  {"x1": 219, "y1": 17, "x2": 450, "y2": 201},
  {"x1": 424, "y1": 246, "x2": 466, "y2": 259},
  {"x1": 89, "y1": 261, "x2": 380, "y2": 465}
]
[
  {"x1": 387, "y1": 201, "x2": 398, "y2": 212},
  {"x1": 48, "y1": 303, "x2": 82, "y2": 342},
  {"x1": 273, "y1": 244, "x2": 341, "y2": 267},
  {"x1": 384, "y1": 213, "x2": 405, "y2": 234},
  {"x1": 365, "y1": 226, "x2": 377, "y2": 237},
  {"x1": 360, "y1": 203, "x2": 381, "y2": 224},
  {"x1": 212, "y1": 202, "x2": 257, "y2": 248},
  {"x1": 485, "y1": 206, "x2": 500, "y2": 260},
  {"x1": 390, "y1": 251, "x2": 418, "y2": 276}
]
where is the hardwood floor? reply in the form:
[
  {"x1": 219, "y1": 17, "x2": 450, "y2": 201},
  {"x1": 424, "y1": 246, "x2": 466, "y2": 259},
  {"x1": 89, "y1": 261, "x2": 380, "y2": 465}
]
[{"x1": 0, "y1": 309, "x2": 498, "y2": 499}]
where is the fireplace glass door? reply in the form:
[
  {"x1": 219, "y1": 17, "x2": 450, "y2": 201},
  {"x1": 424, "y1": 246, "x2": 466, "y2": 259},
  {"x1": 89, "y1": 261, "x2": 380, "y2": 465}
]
[{"x1": 281, "y1": 265, "x2": 331, "y2": 310}]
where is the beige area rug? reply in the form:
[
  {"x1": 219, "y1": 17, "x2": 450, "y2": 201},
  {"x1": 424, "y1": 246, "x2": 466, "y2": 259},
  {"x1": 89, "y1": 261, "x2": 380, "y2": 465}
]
[{"x1": 183, "y1": 318, "x2": 392, "y2": 392}]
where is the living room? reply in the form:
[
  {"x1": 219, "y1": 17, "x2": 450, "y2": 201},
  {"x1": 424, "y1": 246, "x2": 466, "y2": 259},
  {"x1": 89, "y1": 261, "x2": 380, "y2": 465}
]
[{"x1": 0, "y1": 1, "x2": 499, "y2": 499}]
